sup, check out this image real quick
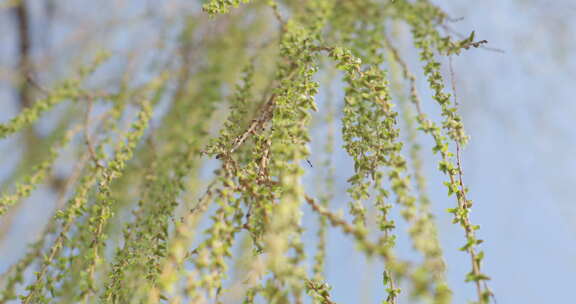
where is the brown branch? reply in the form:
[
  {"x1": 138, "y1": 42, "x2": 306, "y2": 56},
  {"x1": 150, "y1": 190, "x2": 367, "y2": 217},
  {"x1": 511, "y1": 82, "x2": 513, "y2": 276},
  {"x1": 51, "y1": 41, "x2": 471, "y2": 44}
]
[
  {"x1": 224, "y1": 64, "x2": 300, "y2": 156},
  {"x1": 13, "y1": 0, "x2": 32, "y2": 109},
  {"x1": 304, "y1": 279, "x2": 336, "y2": 304},
  {"x1": 382, "y1": 33, "x2": 424, "y2": 116},
  {"x1": 269, "y1": 1, "x2": 286, "y2": 29},
  {"x1": 229, "y1": 93, "x2": 276, "y2": 154},
  {"x1": 448, "y1": 55, "x2": 495, "y2": 303},
  {"x1": 83, "y1": 96, "x2": 101, "y2": 168}
]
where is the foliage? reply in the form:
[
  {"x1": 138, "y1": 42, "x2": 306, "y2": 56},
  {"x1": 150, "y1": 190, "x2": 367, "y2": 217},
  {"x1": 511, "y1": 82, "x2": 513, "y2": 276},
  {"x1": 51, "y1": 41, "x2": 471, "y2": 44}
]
[{"x1": 1, "y1": 0, "x2": 493, "y2": 303}]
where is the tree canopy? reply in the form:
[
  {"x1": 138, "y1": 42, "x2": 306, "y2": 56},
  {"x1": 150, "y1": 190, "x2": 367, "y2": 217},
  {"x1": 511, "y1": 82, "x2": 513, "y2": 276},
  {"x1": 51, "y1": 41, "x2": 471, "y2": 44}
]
[{"x1": 0, "y1": 1, "x2": 494, "y2": 303}]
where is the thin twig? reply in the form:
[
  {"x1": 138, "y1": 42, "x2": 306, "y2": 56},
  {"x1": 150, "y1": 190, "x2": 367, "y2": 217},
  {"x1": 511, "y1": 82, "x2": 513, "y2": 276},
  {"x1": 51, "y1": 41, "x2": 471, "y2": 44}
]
[
  {"x1": 441, "y1": 24, "x2": 505, "y2": 53},
  {"x1": 83, "y1": 96, "x2": 102, "y2": 168},
  {"x1": 382, "y1": 33, "x2": 424, "y2": 116},
  {"x1": 448, "y1": 57, "x2": 495, "y2": 303}
]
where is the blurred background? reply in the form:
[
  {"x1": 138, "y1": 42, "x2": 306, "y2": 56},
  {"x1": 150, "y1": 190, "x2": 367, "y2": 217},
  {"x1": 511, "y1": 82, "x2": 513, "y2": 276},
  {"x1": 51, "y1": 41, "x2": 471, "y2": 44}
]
[{"x1": 1, "y1": 0, "x2": 575, "y2": 303}]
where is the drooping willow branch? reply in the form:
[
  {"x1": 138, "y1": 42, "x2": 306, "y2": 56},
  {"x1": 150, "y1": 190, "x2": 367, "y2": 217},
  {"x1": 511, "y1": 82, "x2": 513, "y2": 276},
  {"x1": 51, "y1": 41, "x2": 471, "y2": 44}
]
[{"x1": 0, "y1": 1, "x2": 495, "y2": 303}]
